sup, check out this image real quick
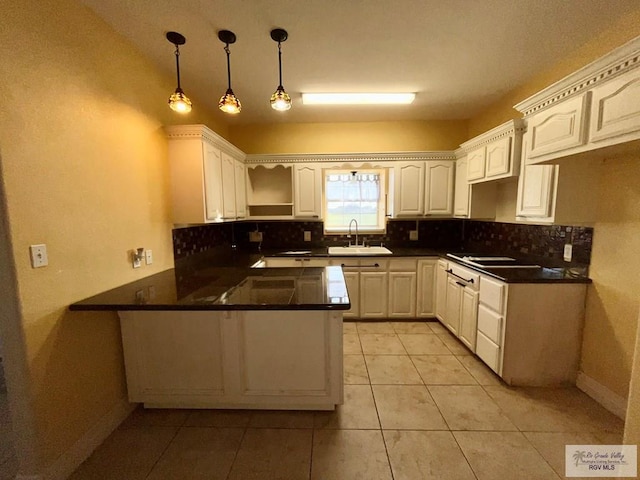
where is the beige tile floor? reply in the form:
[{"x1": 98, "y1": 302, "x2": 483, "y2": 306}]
[{"x1": 6, "y1": 321, "x2": 628, "y2": 480}]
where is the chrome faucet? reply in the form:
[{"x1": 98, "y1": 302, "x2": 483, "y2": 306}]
[{"x1": 348, "y1": 219, "x2": 359, "y2": 247}]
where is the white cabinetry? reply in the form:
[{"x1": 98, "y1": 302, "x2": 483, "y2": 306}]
[
  {"x1": 526, "y1": 94, "x2": 589, "y2": 162},
  {"x1": 476, "y1": 276, "x2": 587, "y2": 386},
  {"x1": 460, "y1": 120, "x2": 524, "y2": 184},
  {"x1": 453, "y1": 157, "x2": 470, "y2": 217},
  {"x1": 166, "y1": 125, "x2": 246, "y2": 224},
  {"x1": 234, "y1": 161, "x2": 247, "y2": 219},
  {"x1": 393, "y1": 162, "x2": 425, "y2": 216},
  {"x1": 424, "y1": 161, "x2": 454, "y2": 215},
  {"x1": 590, "y1": 67, "x2": 640, "y2": 143},
  {"x1": 416, "y1": 259, "x2": 437, "y2": 317},
  {"x1": 359, "y1": 260, "x2": 389, "y2": 318},
  {"x1": 246, "y1": 164, "x2": 294, "y2": 218},
  {"x1": 263, "y1": 257, "x2": 331, "y2": 268},
  {"x1": 434, "y1": 259, "x2": 448, "y2": 321},
  {"x1": 440, "y1": 262, "x2": 479, "y2": 352},
  {"x1": 293, "y1": 164, "x2": 322, "y2": 218},
  {"x1": 388, "y1": 258, "x2": 418, "y2": 317},
  {"x1": 119, "y1": 310, "x2": 343, "y2": 409},
  {"x1": 453, "y1": 153, "x2": 498, "y2": 220},
  {"x1": 515, "y1": 36, "x2": 640, "y2": 164}
]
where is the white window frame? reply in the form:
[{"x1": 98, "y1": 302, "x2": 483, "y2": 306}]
[{"x1": 323, "y1": 168, "x2": 387, "y2": 235}]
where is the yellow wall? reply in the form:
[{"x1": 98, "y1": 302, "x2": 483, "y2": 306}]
[
  {"x1": 0, "y1": 0, "x2": 226, "y2": 473},
  {"x1": 229, "y1": 120, "x2": 468, "y2": 154},
  {"x1": 624, "y1": 310, "x2": 640, "y2": 445},
  {"x1": 469, "y1": 9, "x2": 640, "y2": 137},
  {"x1": 467, "y1": 9, "x2": 640, "y2": 419}
]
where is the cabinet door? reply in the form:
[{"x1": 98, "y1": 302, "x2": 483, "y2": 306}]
[
  {"x1": 343, "y1": 271, "x2": 360, "y2": 318},
  {"x1": 417, "y1": 259, "x2": 436, "y2": 317},
  {"x1": 485, "y1": 137, "x2": 511, "y2": 179},
  {"x1": 527, "y1": 93, "x2": 589, "y2": 161},
  {"x1": 466, "y1": 147, "x2": 486, "y2": 181},
  {"x1": 516, "y1": 164, "x2": 557, "y2": 219},
  {"x1": 454, "y1": 158, "x2": 470, "y2": 217},
  {"x1": 360, "y1": 271, "x2": 388, "y2": 318},
  {"x1": 294, "y1": 165, "x2": 321, "y2": 218},
  {"x1": 235, "y1": 161, "x2": 247, "y2": 219},
  {"x1": 119, "y1": 311, "x2": 225, "y2": 402},
  {"x1": 388, "y1": 272, "x2": 417, "y2": 317},
  {"x1": 393, "y1": 162, "x2": 425, "y2": 216},
  {"x1": 444, "y1": 278, "x2": 461, "y2": 335},
  {"x1": 203, "y1": 143, "x2": 223, "y2": 222},
  {"x1": 425, "y1": 161, "x2": 454, "y2": 215},
  {"x1": 435, "y1": 260, "x2": 448, "y2": 321},
  {"x1": 590, "y1": 68, "x2": 640, "y2": 144},
  {"x1": 459, "y1": 288, "x2": 478, "y2": 352},
  {"x1": 220, "y1": 152, "x2": 237, "y2": 219}
]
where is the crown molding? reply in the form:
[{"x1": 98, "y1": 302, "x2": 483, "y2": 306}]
[
  {"x1": 514, "y1": 35, "x2": 640, "y2": 117},
  {"x1": 244, "y1": 151, "x2": 456, "y2": 165},
  {"x1": 164, "y1": 124, "x2": 246, "y2": 160},
  {"x1": 459, "y1": 119, "x2": 525, "y2": 153}
]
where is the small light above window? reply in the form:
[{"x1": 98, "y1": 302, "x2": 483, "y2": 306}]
[{"x1": 302, "y1": 93, "x2": 416, "y2": 105}]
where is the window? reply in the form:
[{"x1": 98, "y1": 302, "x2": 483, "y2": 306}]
[{"x1": 324, "y1": 169, "x2": 387, "y2": 233}]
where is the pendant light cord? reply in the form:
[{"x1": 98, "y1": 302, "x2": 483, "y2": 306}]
[
  {"x1": 174, "y1": 45, "x2": 182, "y2": 90},
  {"x1": 277, "y1": 42, "x2": 283, "y2": 89},
  {"x1": 225, "y1": 44, "x2": 232, "y2": 89}
]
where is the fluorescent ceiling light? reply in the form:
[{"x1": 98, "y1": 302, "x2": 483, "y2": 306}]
[{"x1": 302, "y1": 93, "x2": 416, "y2": 105}]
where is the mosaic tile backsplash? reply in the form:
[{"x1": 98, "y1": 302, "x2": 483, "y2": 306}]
[
  {"x1": 463, "y1": 221, "x2": 593, "y2": 265},
  {"x1": 173, "y1": 219, "x2": 593, "y2": 266}
]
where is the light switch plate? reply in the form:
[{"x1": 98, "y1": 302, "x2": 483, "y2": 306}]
[
  {"x1": 249, "y1": 231, "x2": 263, "y2": 242},
  {"x1": 304, "y1": 231, "x2": 311, "y2": 242},
  {"x1": 409, "y1": 230, "x2": 419, "y2": 241},
  {"x1": 30, "y1": 244, "x2": 48, "y2": 268},
  {"x1": 145, "y1": 249, "x2": 153, "y2": 265},
  {"x1": 563, "y1": 244, "x2": 573, "y2": 262}
]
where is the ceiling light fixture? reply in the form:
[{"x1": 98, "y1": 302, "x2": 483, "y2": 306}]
[
  {"x1": 166, "y1": 31, "x2": 192, "y2": 114},
  {"x1": 301, "y1": 93, "x2": 416, "y2": 105},
  {"x1": 218, "y1": 30, "x2": 241, "y2": 114},
  {"x1": 270, "y1": 28, "x2": 292, "y2": 111}
]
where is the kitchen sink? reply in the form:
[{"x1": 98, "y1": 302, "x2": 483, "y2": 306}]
[{"x1": 328, "y1": 246, "x2": 393, "y2": 255}]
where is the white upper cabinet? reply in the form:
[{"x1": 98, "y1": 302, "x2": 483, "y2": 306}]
[
  {"x1": 220, "y1": 152, "x2": 237, "y2": 220},
  {"x1": 453, "y1": 157, "x2": 469, "y2": 217},
  {"x1": 460, "y1": 119, "x2": 524, "y2": 184},
  {"x1": 234, "y1": 161, "x2": 247, "y2": 219},
  {"x1": 424, "y1": 161, "x2": 454, "y2": 215},
  {"x1": 466, "y1": 147, "x2": 486, "y2": 182},
  {"x1": 526, "y1": 93, "x2": 589, "y2": 161},
  {"x1": 515, "y1": 35, "x2": 640, "y2": 164},
  {"x1": 393, "y1": 162, "x2": 425, "y2": 216},
  {"x1": 293, "y1": 164, "x2": 322, "y2": 218},
  {"x1": 166, "y1": 124, "x2": 246, "y2": 224},
  {"x1": 589, "y1": 67, "x2": 640, "y2": 144}
]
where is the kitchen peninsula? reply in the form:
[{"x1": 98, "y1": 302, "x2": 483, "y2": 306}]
[{"x1": 70, "y1": 263, "x2": 349, "y2": 411}]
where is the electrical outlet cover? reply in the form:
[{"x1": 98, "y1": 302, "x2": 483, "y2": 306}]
[
  {"x1": 409, "y1": 230, "x2": 419, "y2": 241},
  {"x1": 304, "y1": 231, "x2": 311, "y2": 242},
  {"x1": 145, "y1": 249, "x2": 153, "y2": 265},
  {"x1": 563, "y1": 244, "x2": 573, "y2": 262}
]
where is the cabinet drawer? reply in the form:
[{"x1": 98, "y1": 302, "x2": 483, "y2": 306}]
[
  {"x1": 447, "y1": 264, "x2": 480, "y2": 291},
  {"x1": 476, "y1": 331, "x2": 500, "y2": 374},
  {"x1": 477, "y1": 304, "x2": 502, "y2": 344},
  {"x1": 389, "y1": 258, "x2": 418, "y2": 271},
  {"x1": 479, "y1": 276, "x2": 506, "y2": 313}
]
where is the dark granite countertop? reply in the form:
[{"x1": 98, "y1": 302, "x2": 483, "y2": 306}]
[
  {"x1": 262, "y1": 247, "x2": 591, "y2": 284},
  {"x1": 70, "y1": 265, "x2": 350, "y2": 311}
]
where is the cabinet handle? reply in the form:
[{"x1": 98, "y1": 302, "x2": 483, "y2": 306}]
[
  {"x1": 446, "y1": 268, "x2": 474, "y2": 283},
  {"x1": 360, "y1": 263, "x2": 380, "y2": 268},
  {"x1": 341, "y1": 264, "x2": 359, "y2": 268},
  {"x1": 456, "y1": 281, "x2": 467, "y2": 288}
]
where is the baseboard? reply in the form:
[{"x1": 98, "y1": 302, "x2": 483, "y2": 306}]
[
  {"x1": 43, "y1": 398, "x2": 136, "y2": 480},
  {"x1": 576, "y1": 371, "x2": 628, "y2": 420}
]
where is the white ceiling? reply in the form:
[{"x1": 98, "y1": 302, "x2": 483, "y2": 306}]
[{"x1": 82, "y1": 0, "x2": 639, "y2": 125}]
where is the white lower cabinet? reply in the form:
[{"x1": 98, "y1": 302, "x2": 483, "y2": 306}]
[
  {"x1": 476, "y1": 274, "x2": 587, "y2": 385},
  {"x1": 434, "y1": 259, "x2": 448, "y2": 321},
  {"x1": 360, "y1": 270, "x2": 389, "y2": 318},
  {"x1": 440, "y1": 262, "x2": 479, "y2": 351},
  {"x1": 416, "y1": 259, "x2": 437, "y2": 317},
  {"x1": 342, "y1": 271, "x2": 360, "y2": 318},
  {"x1": 119, "y1": 310, "x2": 343, "y2": 410}
]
